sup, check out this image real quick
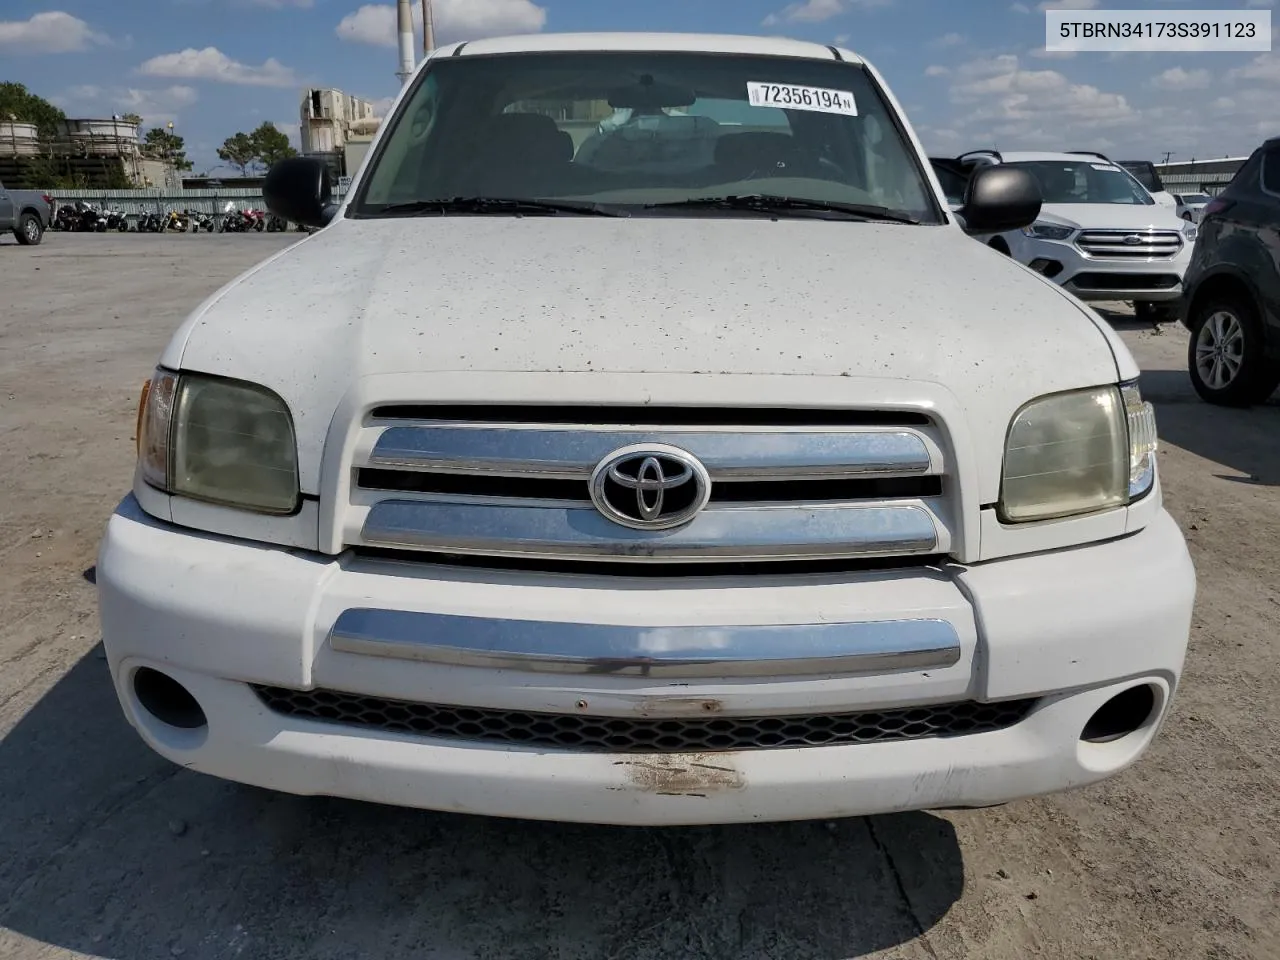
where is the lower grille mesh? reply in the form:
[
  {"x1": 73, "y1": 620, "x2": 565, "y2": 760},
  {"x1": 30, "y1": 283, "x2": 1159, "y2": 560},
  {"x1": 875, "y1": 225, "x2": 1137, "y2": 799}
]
[{"x1": 252, "y1": 686, "x2": 1036, "y2": 753}]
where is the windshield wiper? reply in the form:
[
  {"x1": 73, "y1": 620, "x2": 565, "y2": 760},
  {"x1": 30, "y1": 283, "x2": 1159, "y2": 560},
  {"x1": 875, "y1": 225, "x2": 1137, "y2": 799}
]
[
  {"x1": 375, "y1": 197, "x2": 625, "y2": 217},
  {"x1": 642, "y1": 195, "x2": 921, "y2": 224}
]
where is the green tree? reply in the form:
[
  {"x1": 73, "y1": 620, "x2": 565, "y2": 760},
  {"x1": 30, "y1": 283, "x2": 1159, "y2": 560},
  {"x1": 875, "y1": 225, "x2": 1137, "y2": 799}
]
[
  {"x1": 217, "y1": 131, "x2": 256, "y2": 176},
  {"x1": 250, "y1": 121, "x2": 296, "y2": 170},
  {"x1": 143, "y1": 127, "x2": 193, "y2": 170},
  {"x1": 120, "y1": 112, "x2": 143, "y2": 126},
  {"x1": 0, "y1": 81, "x2": 66, "y2": 138}
]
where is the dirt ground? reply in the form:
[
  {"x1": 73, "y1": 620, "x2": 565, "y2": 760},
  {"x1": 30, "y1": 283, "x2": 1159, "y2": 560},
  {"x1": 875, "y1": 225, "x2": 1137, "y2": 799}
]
[{"x1": 1, "y1": 231, "x2": 1277, "y2": 960}]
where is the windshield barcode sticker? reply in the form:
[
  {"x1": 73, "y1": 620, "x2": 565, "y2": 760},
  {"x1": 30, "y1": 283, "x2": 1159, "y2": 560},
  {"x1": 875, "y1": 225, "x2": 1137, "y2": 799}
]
[{"x1": 747, "y1": 82, "x2": 858, "y2": 116}]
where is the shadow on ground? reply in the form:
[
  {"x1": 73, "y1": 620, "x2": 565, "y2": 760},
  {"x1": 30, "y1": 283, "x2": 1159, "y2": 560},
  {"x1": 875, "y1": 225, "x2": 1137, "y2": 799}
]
[
  {"x1": 1140, "y1": 370, "x2": 1280, "y2": 488},
  {"x1": 0, "y1": 650, "x2": 964, "y2": 960}
]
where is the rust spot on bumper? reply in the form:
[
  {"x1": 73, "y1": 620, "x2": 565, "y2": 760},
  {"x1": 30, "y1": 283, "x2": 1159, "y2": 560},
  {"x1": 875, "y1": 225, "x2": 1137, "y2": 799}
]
[{"x1": 614, "y1": 754, "x2": 745, "y2": 797}]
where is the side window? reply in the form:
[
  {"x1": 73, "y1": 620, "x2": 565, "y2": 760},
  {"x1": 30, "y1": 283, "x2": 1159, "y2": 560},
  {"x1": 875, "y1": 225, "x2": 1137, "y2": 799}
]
[{"x1": 1261, "y1": 150, "x2": 1280, "y2": 197}]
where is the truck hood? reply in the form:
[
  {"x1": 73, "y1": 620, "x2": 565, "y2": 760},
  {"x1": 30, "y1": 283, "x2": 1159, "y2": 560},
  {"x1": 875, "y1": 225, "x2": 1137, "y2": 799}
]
[
  {"x1": 168, "y1": 215, "x2": 1124, "y2": 496},
  {"x1": 1036, "y1": 203, "x2": 1186, "y2": 231}
]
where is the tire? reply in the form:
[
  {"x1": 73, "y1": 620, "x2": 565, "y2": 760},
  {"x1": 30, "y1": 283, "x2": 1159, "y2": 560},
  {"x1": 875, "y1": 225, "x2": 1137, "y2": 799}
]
[
  {"x1": 1186, "y1": 294, "x2": 1280, "y2": 407},
  {"x1": 15, "y1": 212, "x2": 44, "y2": 245}
]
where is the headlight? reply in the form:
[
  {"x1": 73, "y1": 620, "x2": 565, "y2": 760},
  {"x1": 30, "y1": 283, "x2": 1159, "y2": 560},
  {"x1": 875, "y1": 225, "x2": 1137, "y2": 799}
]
[
  {"x1": 1183, "y1": 222, "x2": 1198, "y2": 241},
  {"x1": 136, "y1": 368, "x2": 299, "y2": 514},
  {"x1": 1000, "y1": 384, "x2": 1157, "y2": 523},
  {"x1": 1020, "y1": 221, "x2": 1074, "y2": 241}
]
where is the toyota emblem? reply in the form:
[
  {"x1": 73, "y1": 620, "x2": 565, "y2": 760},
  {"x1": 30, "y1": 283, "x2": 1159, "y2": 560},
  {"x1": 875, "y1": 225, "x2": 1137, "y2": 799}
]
[{"x1": 589, "y1": 444, "x2": 711, "y2": 530}]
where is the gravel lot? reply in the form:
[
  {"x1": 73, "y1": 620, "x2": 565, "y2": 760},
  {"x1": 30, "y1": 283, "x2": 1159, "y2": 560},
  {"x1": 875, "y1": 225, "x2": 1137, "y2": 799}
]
[{"x1": 1, "y1": 231, "x2": 1277, "y2": 960}]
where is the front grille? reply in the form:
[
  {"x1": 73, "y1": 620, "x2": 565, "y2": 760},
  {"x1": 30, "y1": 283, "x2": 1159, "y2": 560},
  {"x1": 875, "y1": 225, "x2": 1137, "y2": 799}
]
[
  {"x1": 341, "y1": 405, "x2": 956, "y2": 565},
  {"x1": 1076, "y1": 229, "x2": 1182, "y2": 260},
  {"x1": 1070, "y1": 272, "x2": 1181, "y2": 291},
  {"x1": 252, "y1": 685, "x2": 1036, "y2": 753}
]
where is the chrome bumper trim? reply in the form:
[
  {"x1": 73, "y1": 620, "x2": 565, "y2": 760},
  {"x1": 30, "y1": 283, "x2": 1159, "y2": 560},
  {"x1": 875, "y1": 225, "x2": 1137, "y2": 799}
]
[
  {"x1": 360, "y1": 499, "x2": 940, "y2": 560},
  {"x1": 368, "y1": 426, "x2": 934, "y2": 479},
  {"x1": 329, "y1": 609, "x2": 962, "y2": 678}
]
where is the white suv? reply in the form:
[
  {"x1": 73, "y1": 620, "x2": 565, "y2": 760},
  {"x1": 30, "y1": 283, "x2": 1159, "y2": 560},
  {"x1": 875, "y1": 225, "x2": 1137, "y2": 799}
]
[
  {"x1": 956, "y1": 150, "x2": 1196, "y2": 323},
  {"x1": 97, "y1": 33, "x2": 1195, "y2": 826}
]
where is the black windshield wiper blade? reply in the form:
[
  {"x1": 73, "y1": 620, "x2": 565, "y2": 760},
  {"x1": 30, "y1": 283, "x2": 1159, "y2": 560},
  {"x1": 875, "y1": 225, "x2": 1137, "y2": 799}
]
[
  {"x1": 643, "y1": 195, "x2": 921, "y2": 224},
  {"x1": 376, "y1": 197, "x2": 624, "y2": 217}
]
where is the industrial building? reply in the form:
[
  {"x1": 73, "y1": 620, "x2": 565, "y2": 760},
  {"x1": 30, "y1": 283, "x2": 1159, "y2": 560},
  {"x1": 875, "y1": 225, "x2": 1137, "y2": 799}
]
[
  {"x1": 299, "y1": 88, "x2": 381, "y2": 178},
  {"x1": 0, "y1": 117, "x2": 177, "y2": 189},
  {"x1": 1155, "y1": 157, "x2": 1249, "y2": 195}
]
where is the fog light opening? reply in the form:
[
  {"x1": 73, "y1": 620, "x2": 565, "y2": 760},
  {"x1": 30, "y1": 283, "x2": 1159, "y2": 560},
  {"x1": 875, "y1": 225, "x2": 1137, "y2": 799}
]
[
  {"x1": 1028, "y1": 258, "x2": 1064, "y2": 278},
  {"x1": 133, "y1": 667, "x2": 207, "y2": 730},
  {"x1": 1081, "y1": 684, "x2": 1156, "y2": 744}
]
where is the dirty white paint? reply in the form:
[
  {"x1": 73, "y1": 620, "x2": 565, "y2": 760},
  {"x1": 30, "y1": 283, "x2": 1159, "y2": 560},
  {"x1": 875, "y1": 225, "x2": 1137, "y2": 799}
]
[{"x1": 165, "y1": 216, "x2": 1124, "y2": 499}]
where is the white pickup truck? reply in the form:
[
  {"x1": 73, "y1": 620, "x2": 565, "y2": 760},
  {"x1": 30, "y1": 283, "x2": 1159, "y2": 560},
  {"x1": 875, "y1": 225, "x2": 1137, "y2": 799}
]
[{"x1": 99, "y1": 32, "x2": 1196, "y2": 826}]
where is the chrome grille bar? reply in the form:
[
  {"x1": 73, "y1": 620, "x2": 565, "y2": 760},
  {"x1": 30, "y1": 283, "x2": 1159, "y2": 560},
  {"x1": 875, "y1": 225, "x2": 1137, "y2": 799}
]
[
  {"x1": 360, "y1": 499, "x2": 941, "y2": 561},
  {"x1": 1075, "y1": 229, "x2": 1182, "y2": 260},
  {"x1": 328, "y1": 608, "x2": 961, "y2": 678},
  {"x1": 368, "y1": 426, "x2": 935, "y2": 479}
]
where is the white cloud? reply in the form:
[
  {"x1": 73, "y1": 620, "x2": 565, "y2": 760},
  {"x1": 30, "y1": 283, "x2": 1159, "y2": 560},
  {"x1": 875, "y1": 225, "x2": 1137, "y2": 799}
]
[
  {"x1": 1010, "y1": 2, "x2": 1030, "y2": 11},
  {"x1": 0, "y1": 11, "x2": 107, "y2": 53},
  {"x1": 1038, "y1": 0, "x2": 1098, "y2": 8},
  {"x1": 930, "y1": 32, "x2": 965, "y2": 48},
  {"x1": 937, "y1": 53, "x2": 1135, "y2": 150},
  {"x1": 53, "y1": 85, "x2": 199, "y2": 125},
  {"x1": 1229, "y1": 54, "x2": 1280, "y2": 84},
  {"x1": 137, "y1": 47, "x2": 299, "y2": 87},
  {"x1": 336, "y1": 0, "x2": 546, "y2": 48},
  {"x1": 1149, "y1": 67, "x2": 1211, "y2": 91},
  {"x1": 246, "y1": 0, "x2": 314, "y2": 6},
  {"x1": 924, "y1": 65, "x2": 951, "y2": 77}
]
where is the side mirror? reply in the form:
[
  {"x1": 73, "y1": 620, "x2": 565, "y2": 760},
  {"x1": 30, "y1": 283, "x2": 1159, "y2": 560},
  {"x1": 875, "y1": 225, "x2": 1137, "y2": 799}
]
[
  {"x1": 957, "y1": 166, "x2": 1041, "y2": 234},
  {"x1": 263, "y1": 157, "x2": 335, "y2": 229}
]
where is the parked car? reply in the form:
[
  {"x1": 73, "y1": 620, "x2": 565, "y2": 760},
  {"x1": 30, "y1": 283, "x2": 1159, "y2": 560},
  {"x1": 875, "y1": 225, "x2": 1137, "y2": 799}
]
[
  {"x1": 1173, "y1": 192, "x2": 1212, "y2": 223},
  {"x1": 1118, "y1": 160, "x2": 1178, "y2": 210},
  {"x1": 1180, "y1": 138, "x2": 1280, "y2": 406},
  {"x1": 0, "y1": 180, "x2": 54, "y2": 245},
  {"x1": 99, "y1": 32, "x2": 1195, "y2": 827},
  {"x1": 952, "y1": 149, "x2": 1196, "y2": 323}
]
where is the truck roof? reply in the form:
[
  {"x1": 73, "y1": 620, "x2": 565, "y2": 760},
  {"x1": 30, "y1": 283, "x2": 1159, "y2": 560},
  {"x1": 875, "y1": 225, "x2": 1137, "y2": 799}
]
[{"x1": 441, "y1": 32, "x2": 862, "y2": 64}]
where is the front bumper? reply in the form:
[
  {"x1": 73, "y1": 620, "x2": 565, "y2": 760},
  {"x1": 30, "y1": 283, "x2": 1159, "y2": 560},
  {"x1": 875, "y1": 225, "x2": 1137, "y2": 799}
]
[
  {"x1": 1013, "y1": 233, "x2": 1192, "y2": 303},
  {"x1": 98, "y1": 495, "x2": 1196, "y2": 825}
]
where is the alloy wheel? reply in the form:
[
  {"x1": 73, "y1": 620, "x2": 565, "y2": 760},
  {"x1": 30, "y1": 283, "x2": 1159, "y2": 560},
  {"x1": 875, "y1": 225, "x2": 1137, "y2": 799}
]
[{"x1": 1195, "y1": 310, "x2": 1245, "y2": 390}]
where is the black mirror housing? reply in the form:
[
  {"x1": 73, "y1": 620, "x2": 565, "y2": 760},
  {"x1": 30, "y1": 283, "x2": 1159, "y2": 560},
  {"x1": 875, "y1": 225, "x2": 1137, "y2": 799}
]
[
  {"x1": 263, "y1": 157, "x2": 335, "y2": 229},
  {"x1": 957, "y1": 166, "x2": 1041, "y2": 234}
]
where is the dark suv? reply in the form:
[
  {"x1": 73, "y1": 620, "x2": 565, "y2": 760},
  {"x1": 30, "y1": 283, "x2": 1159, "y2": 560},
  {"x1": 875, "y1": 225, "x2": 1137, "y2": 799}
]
[{"x1": 1181, "y1": 138, "x2": 1280, "y2": 406}]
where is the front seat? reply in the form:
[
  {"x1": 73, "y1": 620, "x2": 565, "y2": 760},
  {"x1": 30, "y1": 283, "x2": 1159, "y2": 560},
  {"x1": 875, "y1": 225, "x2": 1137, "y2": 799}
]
[{"x1": 464, "y1": 113, "x2": 574, "y2": 196}]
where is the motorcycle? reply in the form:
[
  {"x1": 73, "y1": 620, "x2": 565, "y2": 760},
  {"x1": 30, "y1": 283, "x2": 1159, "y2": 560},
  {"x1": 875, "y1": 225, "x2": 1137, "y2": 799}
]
[
  {"x1": 163, "y1": 209, "x2": 191, "y2": 232},
  {"x1": 217, "y1": 201, "x2": 243, "y2": 233},
  {"x1": 53, "y1": 204, "x2": 82, "y2": 232},
  {"x1": 136, "y1": 211, "x2": 163, "y2": 233},
  {"x1": 240, "y1": 208, "x2": 266, "y2": 232},
  {"x1": 265, "y1": 214, "x2": 288, "y2": 232},
  {"x1": 75, "y1": 202, "x2": 106, "y2": 232},
  {"x1": 103, "y1": 208, "x2": 130, "y2": 232},
  {"x1": 187, "y1": 210, "x2": 215, "y2": 233}
]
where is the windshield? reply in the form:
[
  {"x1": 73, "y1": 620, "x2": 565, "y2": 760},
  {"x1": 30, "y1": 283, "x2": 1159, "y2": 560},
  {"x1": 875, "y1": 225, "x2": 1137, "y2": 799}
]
[
  {"x1": 1003, "y1": 161, "x2": 1154, "y2": 206},
  {"x1": 353, "y1": 51, "x2": 942, "y2": 222},
  {"x1": 1182, "y1": 193, "x2": 1211, "y2": 204}
]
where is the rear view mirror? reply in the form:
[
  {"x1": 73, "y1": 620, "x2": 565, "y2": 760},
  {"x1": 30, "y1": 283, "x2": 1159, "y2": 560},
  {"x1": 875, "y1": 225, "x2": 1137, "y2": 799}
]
[
  {"x1": 263, "y1": 157, "x2": 335, "y2": 229},
  {"x1": 608, "y1": 75, "x2": 696, "y2": 111},
  {"x1": 957, "y1": 166, "x2": 1041, "y2": 233}
]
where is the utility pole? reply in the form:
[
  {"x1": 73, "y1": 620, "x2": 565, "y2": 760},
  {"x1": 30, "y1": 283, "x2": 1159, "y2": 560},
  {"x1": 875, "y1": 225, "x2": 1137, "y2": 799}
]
[
  {"x1": 422, "y1": 0, "x2": 435, "y2": 54},
  {"x1": 1161, "y1": 151, "x2": 1174, "y2": 165}
]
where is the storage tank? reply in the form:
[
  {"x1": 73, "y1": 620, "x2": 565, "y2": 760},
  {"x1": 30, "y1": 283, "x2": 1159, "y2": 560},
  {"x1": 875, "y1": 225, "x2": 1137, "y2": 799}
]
[
  {"x1": 55, "y1": 118, "x2": 141, "y2": 156},
  {"x1": 0, "y1": 122, "x2": 40, "y2": 156}
]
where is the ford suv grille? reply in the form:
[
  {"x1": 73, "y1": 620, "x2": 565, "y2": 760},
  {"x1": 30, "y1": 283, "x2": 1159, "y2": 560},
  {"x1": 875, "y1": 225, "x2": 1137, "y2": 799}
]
[{"x1": 1075, "y1": 229, "x2": 1182, "y2": 260}]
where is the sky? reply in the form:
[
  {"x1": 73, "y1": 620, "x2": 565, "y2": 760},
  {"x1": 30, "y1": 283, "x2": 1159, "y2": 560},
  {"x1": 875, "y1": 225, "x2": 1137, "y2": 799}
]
[{"x1": 1, "y1": 0, "x2": 1277, "y2": 173}]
